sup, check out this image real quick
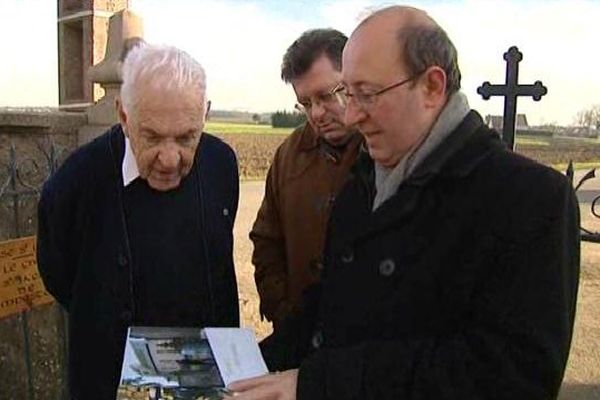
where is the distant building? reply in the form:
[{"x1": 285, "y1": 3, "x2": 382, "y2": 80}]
[
  {"x1": 563, "y1": 126, "x2": 600, "y2": 138},
  {"x1": 485, "y1": 114, "x2": 529, "y2": 131}
]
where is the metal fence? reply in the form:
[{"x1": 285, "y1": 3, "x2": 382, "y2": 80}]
[{"x1": 568, "y1": 163, "x2": 600, "y2": 243}]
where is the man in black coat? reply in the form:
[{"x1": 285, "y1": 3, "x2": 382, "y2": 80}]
[
  {"x1": 227, "y1": 5, "x2": 580, "y2": 400},
  {"x1": 37, "y1": 44, "x2": 240, "y2": 400}
]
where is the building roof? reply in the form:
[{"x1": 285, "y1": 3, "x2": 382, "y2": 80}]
[{"x1": 485, "y1": 114, "x2": 529, "y2": 130}]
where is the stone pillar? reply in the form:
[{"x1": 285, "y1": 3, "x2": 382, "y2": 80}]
[
  {"x1": 78, "y1": 10, "x2": 144, "y2": 145},
  {"x1": 57, "y1": 0, "x2": 129, "y2": 111}
]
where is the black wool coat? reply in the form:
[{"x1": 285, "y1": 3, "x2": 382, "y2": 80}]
[
  {"x1": 37, "y1": 125, "x2": 240, "y2": 400},
  {"x1": 263, "y1": 111, "x2": 580, "y2": 400}
]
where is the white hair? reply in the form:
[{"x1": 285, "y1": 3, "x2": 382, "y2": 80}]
[{"x1": 120, "y1": 43, "x2": 207, "y2": 114}]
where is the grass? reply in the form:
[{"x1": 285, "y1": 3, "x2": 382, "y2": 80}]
[
  {"x1": 208, "y1": 123, "x2": 600, "y2": 178},
  {"x1": 515, "y1": 137, "x2": 550, "y2": 146},
  {"x1": 552, "y1": 161, "x2": 600, "y2": 172},
  {"x1": 205, "y1": 121, "x2": 293, "y2": 135}
]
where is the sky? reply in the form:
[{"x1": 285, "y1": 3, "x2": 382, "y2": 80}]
[{"x1": 0, "y1": 0, "x2": 599, "y2": 126}]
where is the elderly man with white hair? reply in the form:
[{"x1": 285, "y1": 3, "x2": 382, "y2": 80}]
[{"x1": 37, "y1": 43, "x2": 240, "y2": 399}]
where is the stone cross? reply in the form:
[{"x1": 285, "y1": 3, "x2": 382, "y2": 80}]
[
  {"x1": 78, "y1": 9, "x2": 144, "y2": 145},
  {"x1": 477, "y1": 46, "x2": 547, "y2": 150}
]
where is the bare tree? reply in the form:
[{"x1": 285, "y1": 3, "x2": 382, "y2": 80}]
[{"x1": 576, "y1": 104, "x2": 600, "y2": 128}]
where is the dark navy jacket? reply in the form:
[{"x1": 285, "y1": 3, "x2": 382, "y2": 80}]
[{"x1": 37, "y1": 125, "x2": 239, "y2": 400}]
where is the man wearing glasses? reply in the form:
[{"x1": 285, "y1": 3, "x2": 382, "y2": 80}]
[
  {"x1": 229, "y1": 5, "x2": 579, "y2": 399},
  {"x1": 250, "y1": 29, "x2": 362, "y2": 331}
]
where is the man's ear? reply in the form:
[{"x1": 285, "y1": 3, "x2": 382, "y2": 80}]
[
  {"x1": 421, "y1": 66, "x2": 447, "y2": 108},
  {"x1": 116, "y1": 97, "x2": 129, "y2": 137}
]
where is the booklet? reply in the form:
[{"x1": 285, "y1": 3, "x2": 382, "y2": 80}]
[{"x1": 116, "y1": 326, "x2": 268, "y2": 400}]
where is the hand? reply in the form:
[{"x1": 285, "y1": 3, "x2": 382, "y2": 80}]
[{"x1": 224, "y1": 369, "x2": 298, "y2": 400}]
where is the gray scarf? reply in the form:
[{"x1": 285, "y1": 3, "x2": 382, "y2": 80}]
[{"x1": 373, "y1": 91, "x2": 470, "y2": 211}]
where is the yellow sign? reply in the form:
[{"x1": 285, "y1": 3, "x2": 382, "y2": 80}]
[{"x1": 0, "y1": 236, "x2": 54, "y2": 319}]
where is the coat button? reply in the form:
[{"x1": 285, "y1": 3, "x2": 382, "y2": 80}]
[
  {"x1": 379, "y1": 258, "x2": 396, "y2": 277},
  {"x1": 311, "y1": 330, "x2": 324, "y2": 349},
  {"x1": 340, "y1": 247, "x2": 354, "y2": 264},
  {"x1": 118, "y1": 254, "x2": 128, "y2": 267}
]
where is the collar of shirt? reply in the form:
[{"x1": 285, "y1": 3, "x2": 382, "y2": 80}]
[{"x1": 122, "y1": 136, "x2": 140, "y2": 187}]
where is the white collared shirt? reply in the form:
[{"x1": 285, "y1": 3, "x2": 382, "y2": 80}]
[{"x1": 122, "y1": 137, "x2": 140, "y2": 187}]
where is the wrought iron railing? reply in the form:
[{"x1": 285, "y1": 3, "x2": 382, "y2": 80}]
[{"x1": 566, "y1": 162, "x2": 600, "y2": 243}]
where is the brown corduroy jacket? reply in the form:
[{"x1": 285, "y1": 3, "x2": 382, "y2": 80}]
[{"x1": 250, "y1": 123, "x2": 362, "y2": 326}]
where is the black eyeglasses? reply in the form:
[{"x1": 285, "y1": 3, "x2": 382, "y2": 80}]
[{"x1": 332, "y1": 72, "x2": 424, "y2": 109}]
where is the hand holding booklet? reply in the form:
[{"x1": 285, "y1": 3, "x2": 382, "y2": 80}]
[{"x1": 116, "y1": 326, "x2": 268, "y2": 400}]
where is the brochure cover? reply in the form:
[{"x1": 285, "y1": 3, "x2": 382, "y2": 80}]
[{"x1": 116, "y1": 326, "x2": 268, "y2": 400}]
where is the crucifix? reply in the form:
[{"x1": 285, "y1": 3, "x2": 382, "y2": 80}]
[{"x1": 477, "y1": 46, "x2": 547, "y2": 150}]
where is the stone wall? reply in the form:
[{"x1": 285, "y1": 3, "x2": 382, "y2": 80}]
[
  {"x1": 0, "y1": 108, "x2": 85, "y2": 239},
  {"x1": 0, "y1": 108, "x2": 85, "y2": 400}
]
